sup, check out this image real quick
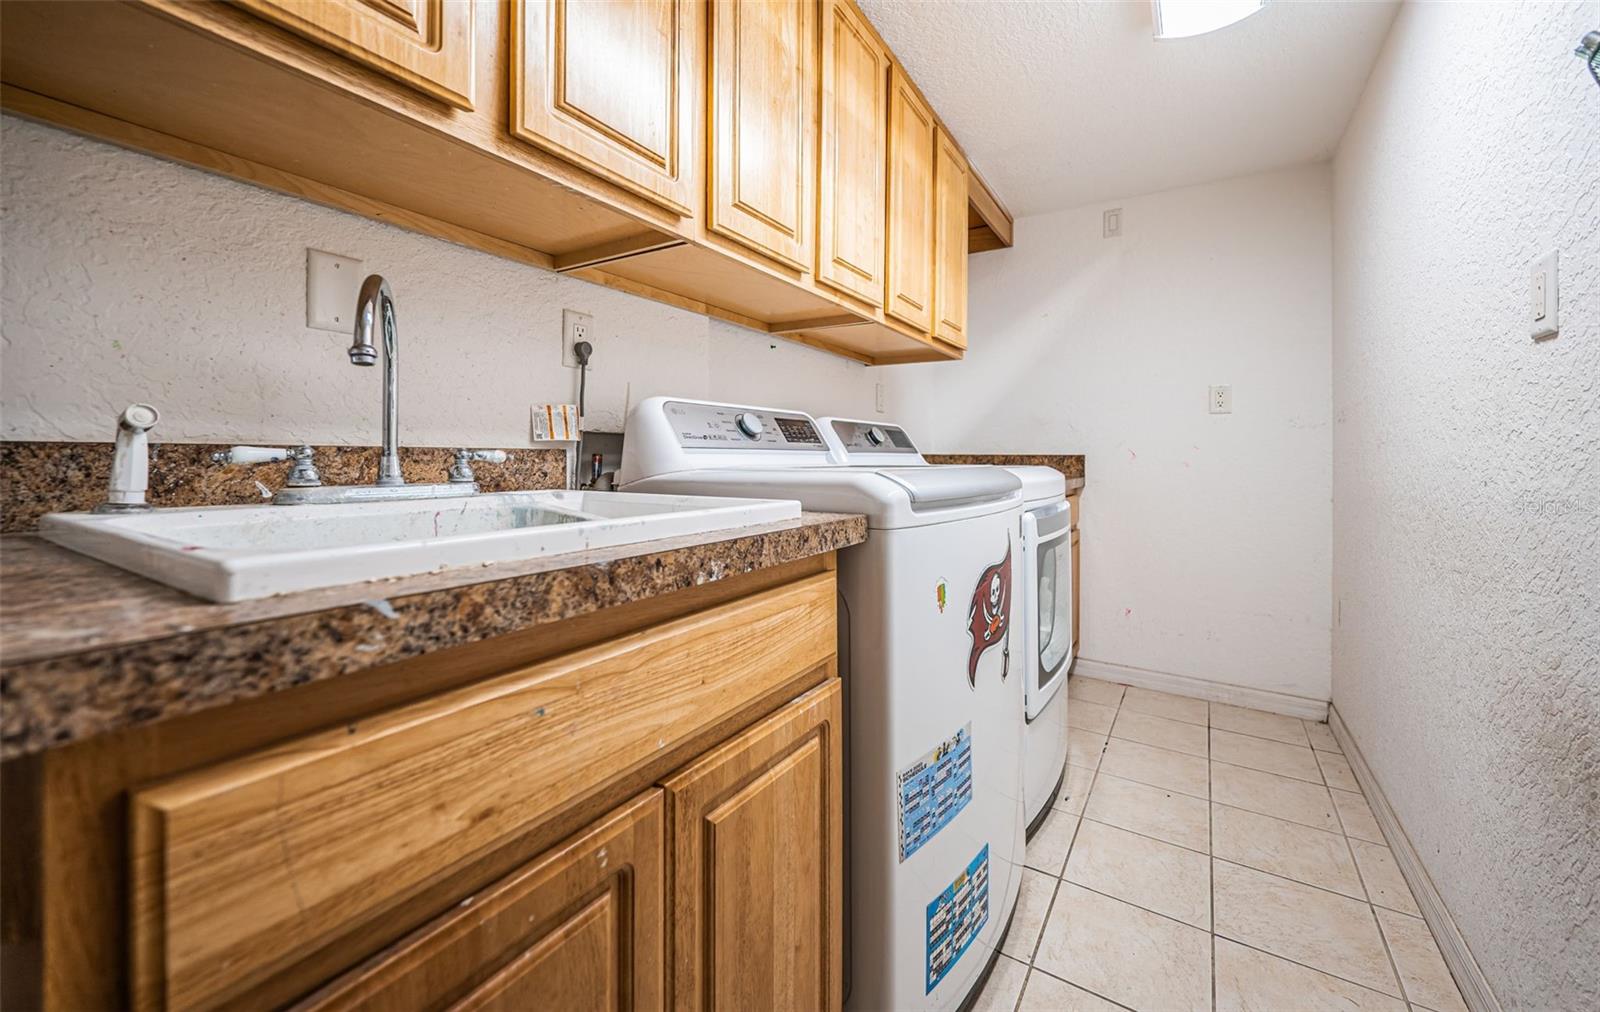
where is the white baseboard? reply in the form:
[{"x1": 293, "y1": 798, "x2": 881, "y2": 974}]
[
  {"x1": 1328, "y1": 706, "x2": 1501, "y2": 1012},
  {"x1": 1070, "y1": 657, "x2": 1329, "y2": 721}
]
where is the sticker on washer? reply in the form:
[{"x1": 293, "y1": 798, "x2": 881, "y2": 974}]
[
  {"x1": 936, "y1": 577, "x2": 948, "y2": 613},
  {"x1": 896, "y1": 723, "x2": 974, "y2": 862},
  {"x1": 966, "y1": 537, "x2": 1013, "y2": 686},
  {"x1": 925, "y1": 843, "x2": 990, "y2": 994}
]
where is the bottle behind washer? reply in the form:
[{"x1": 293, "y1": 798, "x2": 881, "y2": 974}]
[{"x1": 620, "y1": 398, "x2": 1025, "y2": 1011}]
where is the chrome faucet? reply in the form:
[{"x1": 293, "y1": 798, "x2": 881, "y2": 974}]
[{"x1": 350, "y1": 274, "x2": 403, "y2": 486}]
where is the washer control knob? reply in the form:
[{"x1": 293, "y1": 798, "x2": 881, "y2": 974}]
[
  {"x1": 734, "y1": 412, "x2": 764, "y2": 440},
  {"x1": 865, "y1": 425, "x2": 888, "y2": 446}
]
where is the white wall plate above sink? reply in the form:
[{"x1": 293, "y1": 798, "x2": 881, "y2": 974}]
[{"x1": 38, "y1": 490, "x2": 802, "y2": 603}]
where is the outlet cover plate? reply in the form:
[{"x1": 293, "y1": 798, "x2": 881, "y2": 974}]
[
  {"x1": 562, "y1": 309, "x2": 595, "y2": 368},
  {"x1": 1209, "y1": 385, "x2": 1232, "y2": 414},
  {"x1": 306, "y1": 249, "x2": 364, "y2": 332}
]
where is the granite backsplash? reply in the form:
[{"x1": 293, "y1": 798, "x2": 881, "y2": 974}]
[{"x1": 0, "y1": 441, "x2": 568, "y2": 532}]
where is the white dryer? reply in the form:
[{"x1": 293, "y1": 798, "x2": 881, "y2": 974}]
[
  {"x1": 819, "y1": 418, "x2": 1073, "y2": 839},
  {"x1": 620, "y1": 398, "x2": 1025, "y2": 1011}
]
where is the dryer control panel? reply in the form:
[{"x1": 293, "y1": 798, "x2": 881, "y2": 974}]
[
  {"x1": 665, "y1": 400, "x2": 825, "y2": 450},
  {"x1": 828, "y1": 419, "x2": 919, "y2": 454}
]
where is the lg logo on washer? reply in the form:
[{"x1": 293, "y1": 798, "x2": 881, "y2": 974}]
[{"x1": 965, "y1": 537, "x2": 1013, "y2": 687}]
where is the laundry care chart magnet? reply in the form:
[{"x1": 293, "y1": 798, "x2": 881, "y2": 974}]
[
  {"x1": 896, "y1": 723, "x2": 974, "y2": 862},
  {"x1": 925, "y1": 844, "x2": 990, "y2": 995}
]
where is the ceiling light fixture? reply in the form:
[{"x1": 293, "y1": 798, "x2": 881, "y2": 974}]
[{"x1": 1152, "y1": 0, "x2": 1264, "y2": 40}]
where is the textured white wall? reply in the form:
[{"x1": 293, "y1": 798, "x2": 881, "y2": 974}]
[
  {"x1": 0, "y1": 116, "x2": 889, "y2": 446},
  {"x1": 1331, "y1": 3, "x2": 1600, "y2": 1008},
  {"x1": 889, "y1": 165, "x2": 1334, "y2": 702}
]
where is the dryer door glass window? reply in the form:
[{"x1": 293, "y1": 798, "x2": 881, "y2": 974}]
[{"x1": 1038, "y1": 535, "x2": 1073, "y2": 682}]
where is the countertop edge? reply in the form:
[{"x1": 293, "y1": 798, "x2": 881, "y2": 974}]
[{"x1": 0, "y1": 511, "x2": 866, "y2": 760}]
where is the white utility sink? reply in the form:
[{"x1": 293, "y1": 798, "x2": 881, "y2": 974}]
[{"x1": 38, "y1": 490, "x2": 802, "y2": 602}]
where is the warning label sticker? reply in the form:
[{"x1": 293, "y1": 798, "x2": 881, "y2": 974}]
[
  {"x1": 896, "y1": 723, "x2": 974, "y2": 863},
  {"x1": 925, "y1": 843, "x2": 990, "y2": 994}
]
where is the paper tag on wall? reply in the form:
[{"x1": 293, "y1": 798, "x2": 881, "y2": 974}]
[{"x1": 531, "y1": 403, "x2": 579, "y2": 441}]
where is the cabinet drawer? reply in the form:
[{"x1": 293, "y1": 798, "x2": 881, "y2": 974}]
[
  {"x1": 130, "y1": 573, "x2": 835, "y2": 1011},
  {"x1": 228, "y1": 0, "x2": 475, "y2": 109},
  {"x1": 297, "y1": 789, "x2": 665, "y2": 1012},
  {"x1": 664, "y1": 678, "x2": 843, "y2": 1011}
]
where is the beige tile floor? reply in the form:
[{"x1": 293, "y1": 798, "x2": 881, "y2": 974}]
[{"x1": 975, "y1": 676, "x2": 1468, "y2": 1012}]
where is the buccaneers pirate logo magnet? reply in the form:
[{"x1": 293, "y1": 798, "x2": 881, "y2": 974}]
[{"x1": 965, "y1": 539, "x2": 1012, "y2": 687}]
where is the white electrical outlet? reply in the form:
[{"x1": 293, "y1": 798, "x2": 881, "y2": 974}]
[
  {"x1": 1209, "y1": 385, "x2": 1232, "y2": 414},
  {"x1": 1531, "y1": 250, "x2": 1558, "y2": 340},
  {"x1": 875, "y1": 382, "x2": 886, "y2": 414},
  {"x1": 561, "y1": 309, "x2": 595, "y2": 367},
  {"x1": 305, "y1": 249, "x2": 364, "y2": 332}
]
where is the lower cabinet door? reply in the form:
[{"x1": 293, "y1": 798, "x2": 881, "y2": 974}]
[
  {"x1": 662, "y1": 678, "x2": 843, "y2": 1012},
  {"x1": 298, "y1": 790, "x2": 665, "y2": 1012}
]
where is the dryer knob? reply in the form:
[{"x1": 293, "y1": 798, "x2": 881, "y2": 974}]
[
  {"x1": 865, "y1": 425, "x2": 888, "y2": 446},
  {"x1": 734, "y1": 412, "x2": 764, "y2": 439}
]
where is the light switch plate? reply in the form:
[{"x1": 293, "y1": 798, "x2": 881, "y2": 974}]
[
  {"x1": 1103, "y1": 208, "x2": 1123, "y2": 238},
  {"x1": 306, "y1": 249, "x2": 364, "y2": 332},
  {"x1": 1531, "y1": 250, "x2": 1558, "y2": 340},
  {"x1": 1209, "y1": 385, "x2": 1232, "y2": 414}
]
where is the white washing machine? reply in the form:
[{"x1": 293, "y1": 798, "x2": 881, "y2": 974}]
[
  {"x1": 619, "y1": 398, "x2": 1025, "y2": 1011},
  {"x1": 819, "y1": 418, "x2": 1073, "y2": 839}
]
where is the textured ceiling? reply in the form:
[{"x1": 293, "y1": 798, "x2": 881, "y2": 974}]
[{"x1": 857, "y1": 0, "x2": 1400, "y2": 217}]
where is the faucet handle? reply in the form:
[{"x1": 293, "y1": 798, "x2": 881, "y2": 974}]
[
  {"x1": 212, "y1": 445, "x2": 322, "y2": 487},
  {"x1": 449, "y1": 449, "x2": 508, "y2": 484}
]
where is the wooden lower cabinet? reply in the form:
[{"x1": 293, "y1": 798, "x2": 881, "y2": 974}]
[
  {"x1": 298, "y1": 790, "x2": 667, "y2": 1012},
  {"x1": 1071, "y1": 527, "x2": 1082, "y2": 656},
  {"x1": 663, "y1": 679, "x2": 843, "y2": 1012}
]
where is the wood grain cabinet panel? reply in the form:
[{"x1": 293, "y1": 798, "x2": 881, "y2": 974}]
[
  {"x1": 297, "y1": 789, "x2": 665, "y2": 1012},
  {"x1": 663, "y1": 679, "x2": 843, "y2": 1012},
  {"x1": 933, "y1": 127, "x2": 969, "y2": 348},
  {"x1": 707, "y1": 0, "x2": 816, "y2": 272},
  {"x1": 816, "y1": 0, "x2": 888, "y2": 307},
  {"x1": 230, "y1": 0, "x2": 474, "y2": 108},
  {"x1": 512, "y1": 0, "x2": 700, "y2": 216},
  {"x1": 1071, "y1": 527, "x2": 1081, "y2": 655},
  {"x1": 884, "y1": 67, "x2": 935, "y2": 332},
  {"x1": 128, "y1": 575, "x2": 835, "y2": 1011}
]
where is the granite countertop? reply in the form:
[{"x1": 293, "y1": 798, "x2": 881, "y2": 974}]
[
  {"x1": 0, "y1": 512, "x2": 866, "y2": 760},
  {"x1": 922, "y1": 454, "x2": 1086, "y2": 493}
]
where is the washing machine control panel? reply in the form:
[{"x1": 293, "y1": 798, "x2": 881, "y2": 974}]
[
  {"x1": 665, "y1": 400, "x2": 824, "y2": 450},
  {"x1": 829, "y1": 419, "x2": 919, "y2": 454}
]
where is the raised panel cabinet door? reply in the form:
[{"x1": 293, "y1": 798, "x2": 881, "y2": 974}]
[
  {"x1": 230, "y1": 0, "x2": 475, "y2": 109},
  {"x1": 816, "y1": 0, "x2": 888, "y2": 306},
  {"x1": 933, "y1": 127, "x2": 969, "y2": 348},
  {"x1": 663, "y1": 679, "x2": 843, "y2": 1012},
  {"x1": 512, "y1": 0, "x2": 700, "y2": 216},
  {"x1": 884, "y1": 67, "x2": 934, "y2": 332},
  {"x1": 298, "y1": 790, "x2": 666, "y2": 1012},
  {"x1": 707, "y1": 0, "x2": 816, "y2": 272}
]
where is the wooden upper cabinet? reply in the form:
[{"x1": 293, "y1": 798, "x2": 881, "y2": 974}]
[
  {"x1": 816, "y1": 0, "x2": 888, "y2": 307},
  {"x1": 664, "y1": 679, "x2": 843, "y2": 1011},
  {"x1": 707, "y1": 0, "x2": 816, "y2": 272},
  {"x1": 933, "y1": 127, "x2": 970, "y2": 348},
  {"x1": 512, "y1": 0, "x2": 699, "y2": 217},
  {"x1": 230, "y1": 0, "x2": 474, "y2": 109},
  {"x1": 884, "y1": 67, "x2": 935, "y2": 332},
  {"x1": 299, "y1": 790, "x2": 666, "y2": 1012}
]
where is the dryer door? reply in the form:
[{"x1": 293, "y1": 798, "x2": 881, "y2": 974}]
[{"x1": 1026, "y1": 500, "x2": 1073, "y2": 720}]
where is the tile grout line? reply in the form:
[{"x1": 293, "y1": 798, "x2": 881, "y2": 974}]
[
  {"x1": 1024, "y1": 961, "x2": 1138, "y2": 1011},
  {"x1": 1012, "y1": 684, "x2": 1120, "y2": 1010},
  {"x1": 1218, "y1": 934, "x2": 1415, "y2": 1004},
  {"x1": 1075, "y1": 812, "x2": 1208, "y2": 858},
  {"x1": 1208, "y1": 698, "x2": 1217, "y2": 1012}
]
